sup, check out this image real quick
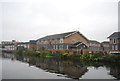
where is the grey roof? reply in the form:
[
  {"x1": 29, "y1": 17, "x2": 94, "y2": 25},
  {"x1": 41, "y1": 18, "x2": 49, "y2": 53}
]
[
  {"x1": 101, "y1": 41, "x2": 109, "y2": 44},
  {"x1": 20, "y1": 40, "x2": 36, "y2": 44},
  {"x1": 37, "y1": 31, "x2": 88, "y2": 41},
  {"x1": 2, "y1": 43, "x2": 14, "y2": 46},
  {"x1": 89, "y1": 40, "x2": 100, "y2": 44},
  {"x1": 29, "y1": 40, "x2": 36, "y2": 44},
  {"x1": 108, "y1": 32, "x2": 120, "y2": 38}
]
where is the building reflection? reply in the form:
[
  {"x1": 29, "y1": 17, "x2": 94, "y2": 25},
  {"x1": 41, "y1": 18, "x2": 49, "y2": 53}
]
[
  {"x1": 2, "y1": 53, "x2": 120, "y2": 80},
  {"x1": 109, "y1": 66, "x2": 120, "y2": 79},
  {"x1": 34, "y1": 59, "x2": 88, "y2": 79}
]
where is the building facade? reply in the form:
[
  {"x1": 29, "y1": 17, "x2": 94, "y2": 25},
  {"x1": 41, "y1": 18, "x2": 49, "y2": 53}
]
[
  {"x1": 88, "y1": 40, "x2": 102, "y2": 53},
  {"x1": 101, "y1": 41, "x2": 110, "y2": 54},
  {"x1": 2, "y1": 40, "x2": 36, "y2": 51},
  {"x1": 16, "y1": 40, "x2": 36, "y2": 50},
  {"x1": 37, "y1": 31, "x2": 89, "y2": 54},
  {"x1": 108, "y1": 32, "x2": 120, "y2": 54}
]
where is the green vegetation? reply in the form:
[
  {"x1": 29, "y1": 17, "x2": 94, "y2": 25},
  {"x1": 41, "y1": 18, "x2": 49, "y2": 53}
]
[
  {"x1": 16, "y1": 49, "x2": 120, "y2": 63},
  {"x1": 80, "y1": 53, "x2": 120, "y2": 63}
]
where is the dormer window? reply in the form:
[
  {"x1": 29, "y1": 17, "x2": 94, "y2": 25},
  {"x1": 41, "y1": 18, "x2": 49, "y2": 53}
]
[{"x1": 60, "y1": 38, "x2": 63, "y2": 44}]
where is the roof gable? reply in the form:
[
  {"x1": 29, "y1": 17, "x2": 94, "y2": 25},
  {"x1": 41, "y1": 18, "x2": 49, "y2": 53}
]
[
  {"x1": 38, "y1": 31, "x2": 88, "y2": 41},
  {"x1": 89, "y1": 40, "x2": 100, "y2": 44},
  {"x1": 101, "y1": 41, "x2": 109, "y2": 44},
  {"x1": 108, "y1": 32, "x2": 120, "y2": 38}
]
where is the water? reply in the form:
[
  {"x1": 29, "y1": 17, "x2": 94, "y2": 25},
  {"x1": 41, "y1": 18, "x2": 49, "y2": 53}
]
[
  {"x1": 1, "y1": 52, "x2": 120, "y2": 79},
  {"x1": 0, "y1": 52, "x2": 2, "y2": 80}
]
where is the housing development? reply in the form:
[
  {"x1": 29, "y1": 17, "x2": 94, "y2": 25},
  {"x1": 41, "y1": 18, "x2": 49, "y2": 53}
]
[
  {"x1": 1, "y1": 31, "x2": 120, "y2": 80},
  {"x1": 1, "y1": 31, "x2": 120, "y2": 54}
]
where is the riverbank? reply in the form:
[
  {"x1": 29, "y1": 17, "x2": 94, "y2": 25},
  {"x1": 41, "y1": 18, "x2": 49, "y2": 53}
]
[{"x1": 15, "y1": 50, "x2": 120, "y2": 63}]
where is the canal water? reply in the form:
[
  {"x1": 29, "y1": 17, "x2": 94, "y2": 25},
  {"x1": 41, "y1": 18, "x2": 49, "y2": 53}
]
[{"x1": 1, "y1": 52, "x2": 120, "y2": 79}]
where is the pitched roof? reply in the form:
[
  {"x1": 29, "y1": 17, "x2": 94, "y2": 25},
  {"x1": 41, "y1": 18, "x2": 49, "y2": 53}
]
[
  {"x1": 71, "y1": 41, "x2": 88, "y2": 47},
  {"x1": 29, "y1": 40, "x2": 36, "y2": 44},
  {"x1": 88, "y1": 40, "x2": 100, "y2": 44},
  {"x1": 108, "y1": 32, "x2": 120, "y2": 38},
  {"x1": 3, "y1": 43, "x2": 14, "y2": 46},
  {"x1": 37, "y1": 31, "x2": 88, "y2": 41},
  {"x1": 101, "y1": 41, "x2": 109, "y2": 44}
]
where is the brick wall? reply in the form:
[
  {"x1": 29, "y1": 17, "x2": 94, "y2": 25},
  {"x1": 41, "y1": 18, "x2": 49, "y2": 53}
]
[{"x1": 64, "y1": 33, "x2": 88, "y2": 45}]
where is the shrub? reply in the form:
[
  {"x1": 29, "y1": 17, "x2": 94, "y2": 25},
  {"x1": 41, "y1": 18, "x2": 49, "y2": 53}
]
[{"x1": 80, "y1": 53, "x2": 120, "y2": 63}]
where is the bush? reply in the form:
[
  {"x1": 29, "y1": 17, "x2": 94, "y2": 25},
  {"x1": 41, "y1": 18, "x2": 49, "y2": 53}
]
[
  {"x1": 80, "y1": 53, "x2": 120, "y2": 63},
  {"x1": 102, "y1": 54, "x2": 120, "y2": 63}
]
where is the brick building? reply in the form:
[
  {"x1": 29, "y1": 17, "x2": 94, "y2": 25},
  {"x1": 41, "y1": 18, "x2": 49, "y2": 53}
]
[
  {"x1": 101, "y1": 41, "x2": 110, "y2": 54},
  {"x1": 88, "y1": 40, "x2": 102, "y2": 53},
  {"x1": 108, "y1": 32, "x2": 120, "y2": 54},
  {"x1": 2, "y1": 40, "x2": 36, "y2": 51},
  {"x1": 36, "y1": 31, "x2": 89, "y2": 54}
]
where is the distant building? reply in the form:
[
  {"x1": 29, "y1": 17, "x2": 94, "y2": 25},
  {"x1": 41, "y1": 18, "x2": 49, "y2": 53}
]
[
  {"x1": 3, "y1": 43, "x2": 16, "y2": 51},
  {"x1": 37, "y1": 31, "x2": 89, "y2": 54},
  {"x1": 108, "y1": 32, "x2": 120, "y2": 54},
  {"x1": 17, "y1": 40, "x2": 36, "y2": 50},
  {"x1": 88, "y1": 40, "x2": 102, "y2": 53},
  {"x1": 2, "y1": 40, "x2": 17, "y2": 45},
  {"x1": 101, "y1": 41, "x2": 110, "y2": 54},
  {"x1": 2, "y1": 40, "x2": 37, "y2": 51},
  {"x1": 2, "y1": 40, "x2": 19, "y2": 51}
]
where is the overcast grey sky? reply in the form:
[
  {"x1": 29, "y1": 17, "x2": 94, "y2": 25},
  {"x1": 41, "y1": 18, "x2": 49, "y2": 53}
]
[{"x1": 0, "y1": 0, "x2": 119, "y2": 42}]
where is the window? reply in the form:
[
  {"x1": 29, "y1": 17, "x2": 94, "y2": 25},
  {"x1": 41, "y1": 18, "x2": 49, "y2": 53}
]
[
  {"x1": 115, "y1": 45, "x2": 118, "y2": 50},
  {"x1": 49, "y1": 40, "x2": 52, "y2": 44},
  {"x1": 59, "y1": 45, "x2": 63, "y2": 49},
  {"x1": 45, "y1": 40, "x2": 47, "y2": 44},
  {"x1": 113, "y1": 39, "x2": 116, "y2": 44},
  {"x1": 61, "y1": 45, "x2": 63, "y2": 49},
  {"x1": 41, "y1": 40, "x2": 43, "y2": 44},
  {"x1": 59, "y1": 45, "x2": 61, "y2": 49},
  {"x1": 56, "y1": 45, "x2": 58, "y2": 49},
  {"x1": 67, "y1": 45, "x2": 69, "y2": 49},
  {"x1": 53, "y1": 45, "x2": 55, "y2": 49},
  {"x1": 112, "y1": 45, "x2": 114, "y2": 50},
  {"x1": 55, "y1": 39, "x2": 58, "y2": 44},
  {"x1": 60, "y1": 38, "x2": 63, "y2": 43}
]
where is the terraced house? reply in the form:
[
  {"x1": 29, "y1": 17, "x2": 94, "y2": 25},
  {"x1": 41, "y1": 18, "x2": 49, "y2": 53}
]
[
  {"x1": 36, "y1": 31, "x2": 89, "y2": 54},
  {"x1": 108, "y1": 32, "x2": 120, "y2": 54},
  {"x1": 101, "y1": 41, "x2": 110, "y2": 54},
  {"x1": 88, "y1": 40, "x2": 102, "y2": 53}
]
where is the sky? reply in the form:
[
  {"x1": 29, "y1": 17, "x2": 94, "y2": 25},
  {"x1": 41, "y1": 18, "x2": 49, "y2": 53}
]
[{"x1": 0, "y1": 0, "x2": 119, "y2": 42}]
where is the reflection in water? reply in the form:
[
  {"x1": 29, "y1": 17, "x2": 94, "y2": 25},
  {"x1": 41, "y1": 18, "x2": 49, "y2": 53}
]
[
  {"x1": 0, "y1": 53, "x2": 2, "y2": 80},
  {"x1": 2, "y1": 52, "x2": 120, "y2": 79},
  {"x1": 110, "y1": 66, "x2": 120, "y2": 79},
  {"x1": 35, "y1": 59, "x2": 88, "y2": 79}
]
